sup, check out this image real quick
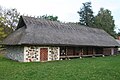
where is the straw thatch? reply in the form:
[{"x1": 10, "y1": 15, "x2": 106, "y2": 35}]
[{"x1": 2, "y1": 16, "x2": 119, "y2": 47}]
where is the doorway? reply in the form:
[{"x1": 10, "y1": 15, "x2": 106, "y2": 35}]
[{"x1": 40, "y1": 48, "x2": 48, "y2": 62}]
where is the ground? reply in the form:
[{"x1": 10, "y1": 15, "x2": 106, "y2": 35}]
[{"x1": 0, "y1": 54, "x2": 120, "y2": 80}]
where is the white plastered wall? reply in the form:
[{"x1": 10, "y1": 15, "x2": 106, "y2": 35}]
[{"x1": 111, "y1": 48, "x2": 114, "y2": 55}]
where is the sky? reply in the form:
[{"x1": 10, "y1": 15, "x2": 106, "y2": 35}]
[{"x1": 0, "y1": 0, "x2": 120, "y2": 32}]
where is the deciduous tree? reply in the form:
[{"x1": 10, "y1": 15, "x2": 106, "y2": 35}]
[
  {"x1": 0, "y1": 17, "x2": 7, "y2": 41},
  {"x1": 0, "y1": 6, "x2": 19, "y2": 41},
  {"x1": 3, "y1": 8, "x2": 20, "y2": 30},
  {"x1": 94, "y1": 8, "x2": 116, "y2": 38}
]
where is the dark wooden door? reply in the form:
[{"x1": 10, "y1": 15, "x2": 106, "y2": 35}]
[{"x1": 40, "y1": 48, "x2": 48, "y2": 62}]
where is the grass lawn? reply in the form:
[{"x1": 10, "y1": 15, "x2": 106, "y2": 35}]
[{"x1": 0, "y1": 54, "x2": 120, "y2": 80}]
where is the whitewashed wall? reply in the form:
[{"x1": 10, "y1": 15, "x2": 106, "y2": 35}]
[{"x1": 111, "y1": 48, "x2": 114, "y2": 55}]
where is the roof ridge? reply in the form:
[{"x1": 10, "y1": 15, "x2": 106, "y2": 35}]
[{"x1": 21, "y1": 15, "x2": 104, "y2": 32}]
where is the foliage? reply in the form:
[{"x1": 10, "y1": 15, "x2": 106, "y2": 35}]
[
  {"x1": 94, "y1": 8, "x2": 116, "y2": 38},
  {"x1": 117, "y1": 32, "x2": 120, "y2": 36},
  {"x1": 0, "y1": 55, "x2": 120, "y2": 80},
  {"x1": 77, "y1": 2, "x2": 117, "y2": 38},
  {"x1": 77, "y1": 2, "x2": 94, "y2": 27},
  {"x1": 2, "y1": 8, "x2": 20, "y2": 30},
  {"x1": 40, "y1": 14, "x2": 59, "y2": 21},
  {"x1": 0, "y1": 27, "x2": 7, "y2": 42},
  {"x1": 0, "y1": 6, "x2": 20, "y2": 42},
  {"x1": 0, "y1": 16, "x2": 8, "y2": 41}
]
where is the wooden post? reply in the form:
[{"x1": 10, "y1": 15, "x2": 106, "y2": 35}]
[
  {"x1": 79, "y1": 48, "x2": 83, "y2": 59},
  {"x1": 93, "y1": 48, "x2": 95, "y2": 56},
  {"x1": 92, "y1": 48, "x2": 95, "y2": 58},
  {"x1": 65, "y1": 47, "x2": 68, "y2": 60}
]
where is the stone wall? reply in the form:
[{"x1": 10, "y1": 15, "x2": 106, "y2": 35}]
[
  {"x1": 6, "y1": 46, "x2": 24, "y2": 62},
  {"x1": 24, "y1": 46, "x2": 60, "y2": 62},
  {"x1": 48, "y1": 47, "x2": 60, "y2": 61},
  {"x1": 24, "y1": 46, "x2": 40, "y2": 62},
  {"x1": 6, "y1": 46, "x2": 60, "y2": 62}
]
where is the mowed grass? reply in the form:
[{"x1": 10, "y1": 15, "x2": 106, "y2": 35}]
[{"x1": 0, "y1": 54, "x2": 120, "y2": 80}]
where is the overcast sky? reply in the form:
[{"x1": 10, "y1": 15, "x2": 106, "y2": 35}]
[{"x1": 0, "y1": 0, "x2": 120, "y2": 31}]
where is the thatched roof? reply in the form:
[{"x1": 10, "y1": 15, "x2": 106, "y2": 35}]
[
  {"x1": 116, "y1": 40, "x2": 120, "y2": 45},
  {"x1": 2, "y1": 16, "x2": 119, "y2": 47}
]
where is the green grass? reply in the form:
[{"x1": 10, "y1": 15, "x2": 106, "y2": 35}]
[{"x1": 0, "y1": 54, "x2": 120, "y2": 80}]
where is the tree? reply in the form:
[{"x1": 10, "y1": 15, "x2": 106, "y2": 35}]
[
  {"x1": 40, "y1": 14, "x2": 59, "y2": 21},
  {"x1": 94, "y1": 8, "x2": 116, "y2": 38},
  {"x1": 0, "y1": 17, "x2": 7, "y2": 41},
  {"x1": 0, "y1": 6, "x2": 19, "y2": 42},
  {"x1": 3, "y1": 8, "x2": 20, "y2": 30},
  {"x1": 77, "y1": 2, "x2": 94, "y2": 27}
]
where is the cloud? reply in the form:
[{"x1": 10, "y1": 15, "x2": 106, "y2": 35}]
[{"x1": 92, "y1": 0, "x2": 120, "y2": 13}]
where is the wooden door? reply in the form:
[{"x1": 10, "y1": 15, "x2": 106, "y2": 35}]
[{"x1": 40, "y1": 48, "x2": 48, "y2": 62}]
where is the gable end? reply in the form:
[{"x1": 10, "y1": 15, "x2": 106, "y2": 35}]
[{"x1": 16, "y1": 16, "x2": 26, "y2": 30}]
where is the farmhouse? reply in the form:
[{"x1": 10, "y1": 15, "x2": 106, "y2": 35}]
[{"x1": 2, "y1": 16, "x2": 119, "y2": 62}]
